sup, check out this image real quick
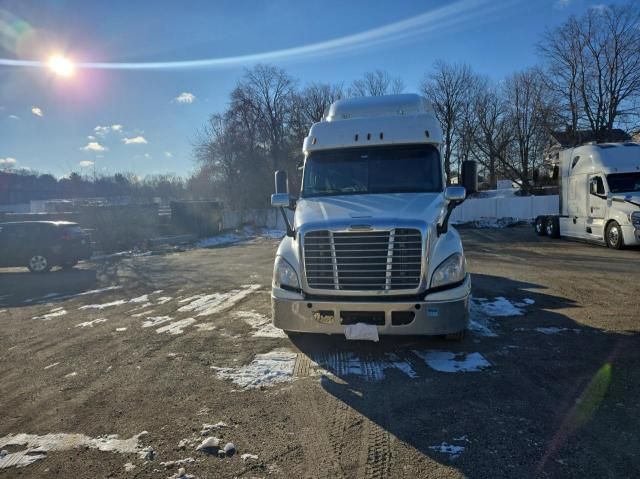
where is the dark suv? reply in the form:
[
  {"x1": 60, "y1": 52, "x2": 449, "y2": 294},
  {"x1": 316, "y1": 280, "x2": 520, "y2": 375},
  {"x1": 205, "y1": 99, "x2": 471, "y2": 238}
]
[{"x1": 0, "y1": 221, "x2": 92, "y2": 272}]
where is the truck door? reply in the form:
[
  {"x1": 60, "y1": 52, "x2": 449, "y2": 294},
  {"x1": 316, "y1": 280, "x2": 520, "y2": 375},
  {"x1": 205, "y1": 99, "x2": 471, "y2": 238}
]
[{"x1": 587, "y1": 175, "x2": 607, "y2": 239}]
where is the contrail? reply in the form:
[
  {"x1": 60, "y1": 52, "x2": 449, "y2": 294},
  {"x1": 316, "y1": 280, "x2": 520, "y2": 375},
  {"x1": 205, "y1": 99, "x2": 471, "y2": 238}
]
[{"x1": 0, "y1": 0, "x2": 515, "y2": 71}]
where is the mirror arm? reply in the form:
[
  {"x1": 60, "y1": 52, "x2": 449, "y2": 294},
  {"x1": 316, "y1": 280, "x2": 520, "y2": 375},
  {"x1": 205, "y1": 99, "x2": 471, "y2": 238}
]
[
  {"x1": 279, "y1": 206, "x2": 295, "y2": 238},
  {"x1": 437, "y1": 200, "x2": 461, "y2": 237}
]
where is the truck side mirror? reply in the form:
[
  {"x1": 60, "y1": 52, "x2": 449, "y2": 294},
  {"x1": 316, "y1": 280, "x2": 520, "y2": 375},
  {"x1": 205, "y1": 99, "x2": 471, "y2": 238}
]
[
  {"x1": 438, "y1": 186, "x2": 467, "y2": 236},
  {"x1": 271, "y1": 170, "x2": 295, "y2": 237},
  {"x1": 271, "y1": 170, "x2": 290, "y2": 208},
  {"x1": 444, "y1": 186, "x2": 466, "y2": 203},
  {"x1": 460, "y1": 160, "x2": 478, "y2": 194}
]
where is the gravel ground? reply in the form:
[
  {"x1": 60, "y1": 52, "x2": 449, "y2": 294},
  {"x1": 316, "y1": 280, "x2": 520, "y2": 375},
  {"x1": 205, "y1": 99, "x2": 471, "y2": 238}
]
[{"x1": 0, "y1": 227, "x2": 638, "y2": 479}]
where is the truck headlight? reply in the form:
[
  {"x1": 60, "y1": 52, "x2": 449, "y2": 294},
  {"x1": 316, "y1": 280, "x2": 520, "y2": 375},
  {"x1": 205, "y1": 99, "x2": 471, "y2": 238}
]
[
  {"x1": 629, "y1": 211, "x2": 640, "y2": 228},
  {"x1": 273, "y1": 256, "x2": 300, "y2": 290},
  {"x1": 431, "y1": 253, "x2": 466, "y2": 289}
]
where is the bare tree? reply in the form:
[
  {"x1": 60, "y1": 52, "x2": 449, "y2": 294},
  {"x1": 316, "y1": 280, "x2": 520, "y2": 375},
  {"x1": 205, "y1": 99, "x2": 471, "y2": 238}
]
[
  {"x1": 290, "y1": 82, "x2": 344, "y2": 148},
  {"x1": 539, "y1": 3, "x2": 640, "y2": 139},
  {"x1": 421, "y1": 61, "x2": 474, "y2": 182},
  {"x1": 232, "y1": 64, "x2": 297, "y2": 172},
  {"x1": 349, "y1": 69, "x2": 405, "y2": 97},
  {"x1": 470, "y1": 78, "x2": 511, "y2": 188},
  {"x1": 503, "y1": 69, "x2": 556, "y2": 192}
]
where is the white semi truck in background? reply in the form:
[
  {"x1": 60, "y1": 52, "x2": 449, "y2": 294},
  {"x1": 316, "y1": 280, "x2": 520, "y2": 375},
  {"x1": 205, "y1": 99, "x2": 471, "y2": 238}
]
[
  {"x1": 269, "y1": 94, "x2": 476, "y2": 340},
  {"x1": 535, "y1": 142, "x2": 640, "y2": 249}
]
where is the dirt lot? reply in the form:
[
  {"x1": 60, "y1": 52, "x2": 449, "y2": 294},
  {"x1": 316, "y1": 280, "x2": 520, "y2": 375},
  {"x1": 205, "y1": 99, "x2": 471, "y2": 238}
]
[{"x1": 1, "y1": 226, "x2": 639, "y2": 479}]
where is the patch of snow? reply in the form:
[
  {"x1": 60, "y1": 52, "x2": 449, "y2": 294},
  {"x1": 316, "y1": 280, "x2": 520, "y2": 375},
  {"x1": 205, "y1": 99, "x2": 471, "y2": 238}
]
[
  {"x1": 196, "y1": 232, "x2": 245, "y2": 248},
  {"x1": 76, "y1": 317, "x2": 109, "y2": 328},
  {"x1": 32, "y1": 308, "x2": 67, "y2": 321},
  {"x1": 53, "y1": 286, "x2": 123, "y2": 302},
  {"x1": 344, "y1": 323, "x2": 379, "y2": 342},
  {"x1": 178, "y1": 285, "x2": 261, "y2": 317},
  {"x1": 201, "y1": 423, "x2": 227, "y2": 435},
  {"x1": 65, "y1": 372, "x2": 77, "y2": 378},
  {"x1": 193, "y1": 323, "x2": 216, "y2": 332},
  {"x1": 241, "y1": 453, "x2": 259, "y2": 462},
  {"x1": 43, "y1": 362, "x2": 59, "y2": 370},
  {"x1": 0, "y1": 431, "x2": 151, "y2": 469},
  {"x1": 160, "y1": 457, "x2": 196, "y2": 468},
  {"x1": 142, "y1": 316, "x2": 174, "y2": 328},
  {"x1": 212, "y1": 350, "x2": 297, "y2": 389},
  {"x1": 156, "y1": 318, "x2": 196, "y2": 335},
  {"x1": 473, "y1": 297, "x2": 524, "y2": 317},
  {"x1": 522, "y1": 298, "x2": 535, "y2": 305},
  {"x1": 468, "y1": 318, "x2": 497, "y2": 337},
  {"x1": 413, "y1": 351, "x2": 490, "y2": 373},
  {"x1": 116, "y1": 327, "x2": 127, "y2": 332},
  {"x1": 132, "y1": 310, "x2": 155, "y2": 318},
  {"x1": 79, "y1": 299, "x2": 126, "y2": 310},
  {"x1": 453, "y1": 217, "x2": 522, "y2": 228},
  {"x1": 534, "y1": 326, "x2": 581, "y2": 335},
  {"x1": 155, "y1": 296, "x2": 173, "y2": 305},
  {"x1": 129, "y1": 294, "x2": 149, "y2": 304},
  {"x1": 232, "y1": 310, "x2": 286, "y2": 338},
  {"x1": 313, "y1": 352, "x2": 417, "y2": 381},
  {"x1": 124, "y1": 462, "x2": 136, "y2": 472},
  {"x1": 429, "y1": 442, "x2": 465, "y2": 456}
]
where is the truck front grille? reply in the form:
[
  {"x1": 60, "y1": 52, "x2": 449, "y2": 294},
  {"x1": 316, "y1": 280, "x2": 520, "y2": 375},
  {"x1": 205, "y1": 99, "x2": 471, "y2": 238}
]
[{"x1": 303, "y1": 229, "x2": 422, "y2": 291}]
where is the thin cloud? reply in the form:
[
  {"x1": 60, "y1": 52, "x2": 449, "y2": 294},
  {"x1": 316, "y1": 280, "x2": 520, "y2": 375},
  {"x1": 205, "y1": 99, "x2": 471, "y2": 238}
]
[
  {"x1": 123, "y1": 136, "x2": 148, "y2": 145},
  {"x1": 164, "y1": 151, "x2": 173, "y2": 158},
  {"x1": 81, "y1": 141, "x2": 108, "y2": 152},
  {"x1": 144, "y1": 153, "x2": 151, "y2": 159},
  {"x1": 0, "y1": 0, "x2": 511, "y2": 71},
  {"x1": 8, "y1": 114, "x2": 19, "y2": 120},
  {"x1": 175, "y1": 92, "x2": 196, "y2": 103},
  {"x1": 0, "y1": 157, "x2": 17, "y2": 165},
  {"x1": 79, "y1": 160, "x2": 94, "y2": 168},
  {"x1": 31, "y1": 107, "x2": 43, "y2": 117},
  {"x1": 94, "y1": 124, "x2": 124, "y2": 136}
]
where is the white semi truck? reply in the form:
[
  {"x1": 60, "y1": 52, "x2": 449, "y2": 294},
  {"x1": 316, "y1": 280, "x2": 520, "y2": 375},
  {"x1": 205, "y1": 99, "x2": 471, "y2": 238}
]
[
  {"x1": 535, "y1": 142, "x2": 640, "y2": 249},
  {"x1": 269, "y1": 94, "x2": 476, "y2": 339}
]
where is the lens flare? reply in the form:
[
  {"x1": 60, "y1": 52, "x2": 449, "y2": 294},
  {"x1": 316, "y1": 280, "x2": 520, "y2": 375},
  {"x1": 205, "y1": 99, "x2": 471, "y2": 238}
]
[{"x1": 48, "y1": 55, "x2": 74, "y2": 77}]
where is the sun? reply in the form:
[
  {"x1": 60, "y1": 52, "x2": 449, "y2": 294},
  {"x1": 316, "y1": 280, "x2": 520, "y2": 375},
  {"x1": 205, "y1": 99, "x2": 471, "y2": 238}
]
[{"x1": 48, "y1": 55, "x2": 75, "y2": 77}]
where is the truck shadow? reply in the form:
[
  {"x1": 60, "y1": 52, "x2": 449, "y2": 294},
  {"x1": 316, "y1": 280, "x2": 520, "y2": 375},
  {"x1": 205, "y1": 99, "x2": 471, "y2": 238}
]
[{"x1": 289, "y1": 274, "x2": 640, "y2": 478}]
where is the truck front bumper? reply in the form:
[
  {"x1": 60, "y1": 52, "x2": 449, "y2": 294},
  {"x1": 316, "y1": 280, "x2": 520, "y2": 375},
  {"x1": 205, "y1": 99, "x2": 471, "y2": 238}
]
[
  {"x1": 272, "y1": 274, "x2": 471, "y2": 336},
  {"x1": 622, "y1": 225, "x2": 640, "y2": 246}
]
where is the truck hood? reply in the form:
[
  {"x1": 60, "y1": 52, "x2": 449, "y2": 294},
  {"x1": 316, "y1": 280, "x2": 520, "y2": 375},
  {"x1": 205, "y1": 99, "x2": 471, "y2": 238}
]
[
  {"x1": 294, "y1": 193, "x2": 445, "y2": 229},
  {"x1": 611, "y1": 193, "x2": 640, "y2": 209}
]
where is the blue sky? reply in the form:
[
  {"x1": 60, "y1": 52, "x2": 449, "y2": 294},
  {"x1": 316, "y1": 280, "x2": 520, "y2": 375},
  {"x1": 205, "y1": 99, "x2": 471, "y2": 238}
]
[{"x1": 0, "y1": 0, "x2": 614, "y2": 178}]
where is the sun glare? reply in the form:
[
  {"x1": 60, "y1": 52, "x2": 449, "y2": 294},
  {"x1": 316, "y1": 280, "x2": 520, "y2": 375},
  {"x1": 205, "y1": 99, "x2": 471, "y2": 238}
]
[{"x1": 48, "y1": 55, "x2": 75, "y2": 77}]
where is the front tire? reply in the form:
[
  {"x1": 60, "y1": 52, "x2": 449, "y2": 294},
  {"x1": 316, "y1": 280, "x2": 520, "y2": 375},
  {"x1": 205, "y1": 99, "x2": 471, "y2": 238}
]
[
  {"x1": 28, "y1": 254, "x2": 51, "y2": 273},
  {"x1": 546, "y1": 216, "x2": 560, "y2": 238},
  {"x1": 605, "y1": 221, "x2": 624, "y2": 250},
  {"x1": 535, "y1": 216, "x2": 548, "y2": 236}
]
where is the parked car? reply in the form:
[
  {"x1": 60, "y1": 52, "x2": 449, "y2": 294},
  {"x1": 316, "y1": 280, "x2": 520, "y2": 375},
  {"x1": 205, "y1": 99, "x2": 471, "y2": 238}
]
[{"x1": 0, "y1": 221, "x2": 92, "y2": 272}]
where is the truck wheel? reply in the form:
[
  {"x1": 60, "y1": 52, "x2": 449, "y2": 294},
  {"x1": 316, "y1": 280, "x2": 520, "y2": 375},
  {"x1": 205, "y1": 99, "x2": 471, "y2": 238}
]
[
  {"x1": 445, "y1": 329, "x2": 466, "y2": 341},
  {"x1": 535, "y1": 216, "x2": 548, "y2": 236},
  {"x1": 546, "y1": 217, "x2": 560, "y2": 238},
  {"x1": 605, "y1": 221, "x2": 624, "y2": 250},
  {"x1": 28, "y1": 254, "x2": 51, "y2": 273}
]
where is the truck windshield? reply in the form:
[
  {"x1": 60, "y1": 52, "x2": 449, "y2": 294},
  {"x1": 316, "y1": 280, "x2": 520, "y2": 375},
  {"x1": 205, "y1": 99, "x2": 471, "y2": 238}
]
[
  {"x1": 301, "y1": 145, "x2": 442, "y2": 197},
  {"x1": 607, "y1": 173, "x2": 640, "y2": 193}
]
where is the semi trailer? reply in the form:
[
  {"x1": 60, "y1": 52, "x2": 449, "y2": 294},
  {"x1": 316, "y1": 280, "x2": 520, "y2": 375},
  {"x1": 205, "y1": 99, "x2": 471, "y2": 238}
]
[
  {"x1": 535, "y1": 142, "x2": 640, "y2": 249},
  {"x1": 269, "y1": 94, "x2": 476, "y2": 339}
]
